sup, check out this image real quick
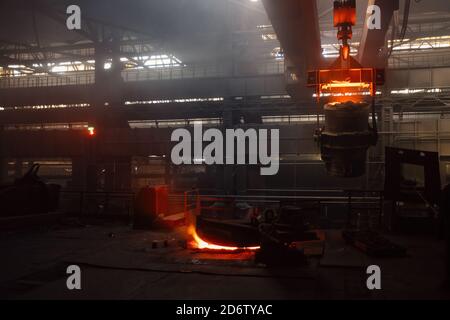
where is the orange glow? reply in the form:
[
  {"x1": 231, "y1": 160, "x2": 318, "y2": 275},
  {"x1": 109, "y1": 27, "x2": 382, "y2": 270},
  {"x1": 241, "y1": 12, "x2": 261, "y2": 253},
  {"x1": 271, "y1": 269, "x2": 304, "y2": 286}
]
[
  {"x1": 321, "y1": 80, "x2": 370, "y2": 91},
  {"x1": 308, "y1": 68, "x2": 380, "y2": 99},
  {"x1": 87, "y1": 126, "x2": 95, "y2": 136},
  {"x1": 329, "y1": 95, "x2": 363, "y2": 103},
  {"x1": 342, "y1": 45, "x2": 350, "y2": 60},
  {"x1": 188, "y1": 225, "x2": 260, "y2": 251},
  {"x1": 333, "y1": 6, "x2": 356, "y2": 27},
  {"x1": 307, "y1": 1, "x2": 383, "y2": 102}
]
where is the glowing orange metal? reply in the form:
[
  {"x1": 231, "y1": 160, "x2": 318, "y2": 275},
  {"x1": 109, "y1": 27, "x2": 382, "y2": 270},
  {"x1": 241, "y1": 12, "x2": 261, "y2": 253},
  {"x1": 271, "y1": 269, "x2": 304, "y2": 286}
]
[
  {"x1": 333, "y1": 3, "x2": 356, "y2": 27},
  {"x1": 307, "y1": 67, "x2": 382, "y2": 99},
  {"x1": 188, "y1": 226, "x2": 260, "y2": 251},
  {"x1": 321, "y1": 80, "x2": 370, "y2": 91},
  {"x1": 306, "y1": 1, "x2": 384, "y2": 101},
  {"x1": 341, "y1": 45, "x2": 350, "y2": 60}
]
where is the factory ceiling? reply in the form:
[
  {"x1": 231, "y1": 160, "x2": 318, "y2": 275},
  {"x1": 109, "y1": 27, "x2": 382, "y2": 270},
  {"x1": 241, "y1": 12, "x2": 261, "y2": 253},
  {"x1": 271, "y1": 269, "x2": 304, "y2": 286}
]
[
  {"x1": 0, "y1": 0, "x2": 449, "y2": 65},
  {"x1": 0, "y1": 0, "x2": 269, "y2": 63}
]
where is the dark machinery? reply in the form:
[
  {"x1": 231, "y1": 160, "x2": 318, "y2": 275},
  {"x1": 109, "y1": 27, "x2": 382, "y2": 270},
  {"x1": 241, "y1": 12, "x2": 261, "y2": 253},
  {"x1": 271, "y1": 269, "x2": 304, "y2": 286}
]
[
  {"x1": 320, "y1": 101, "x2": 376, "y2": 177},
  {"x1": 0, "y1": 164, "x2": 61, "y2": 216},
  {"x1": 307, "y1": 0, "x2": 385, "y2": 177},
  {"x1": 194, "y1": 204, "x2": 320, "y2": 266},
  {"x1": 384, "y1": 147, "x2": 442, "y2": 232}
]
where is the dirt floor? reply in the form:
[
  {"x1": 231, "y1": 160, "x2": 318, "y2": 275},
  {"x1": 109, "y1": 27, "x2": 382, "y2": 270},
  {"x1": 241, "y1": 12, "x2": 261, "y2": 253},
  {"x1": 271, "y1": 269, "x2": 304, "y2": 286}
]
[{"x1": 0, "y1": 220, "x2": 449, "y2": 300}]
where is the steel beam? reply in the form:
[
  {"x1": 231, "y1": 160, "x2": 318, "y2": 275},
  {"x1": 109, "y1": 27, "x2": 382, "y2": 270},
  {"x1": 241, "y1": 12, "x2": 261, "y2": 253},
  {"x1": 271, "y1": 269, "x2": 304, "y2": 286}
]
[
  {"x1": 0, "y1": 74, "x2": 287, "y2": 108},
  {"x1": 0, "y1": 38, "x2": 154, "y2": 56},
  {"x1": 261, "y1": 0, "x2": 323, "y2": 72},
  {"x1": 357, "y1": 0, "x2": 397, "y2": 68}
]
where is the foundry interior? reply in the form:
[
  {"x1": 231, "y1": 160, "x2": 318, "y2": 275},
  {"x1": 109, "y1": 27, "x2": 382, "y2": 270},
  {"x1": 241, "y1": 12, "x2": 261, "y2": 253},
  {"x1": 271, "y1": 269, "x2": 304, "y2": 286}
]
[{"x1": 1, "y1": 0, "x2": 450, "y2": 300}]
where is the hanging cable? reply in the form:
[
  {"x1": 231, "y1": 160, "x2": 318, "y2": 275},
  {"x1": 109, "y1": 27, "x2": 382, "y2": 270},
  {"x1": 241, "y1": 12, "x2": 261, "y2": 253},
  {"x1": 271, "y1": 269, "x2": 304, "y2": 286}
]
[
  {"x1": 399, "y1": 0, "x2": 411, "y2": 42},
  {"x1": 387, "y1": 0, "x2": 411, "y2": 59}
]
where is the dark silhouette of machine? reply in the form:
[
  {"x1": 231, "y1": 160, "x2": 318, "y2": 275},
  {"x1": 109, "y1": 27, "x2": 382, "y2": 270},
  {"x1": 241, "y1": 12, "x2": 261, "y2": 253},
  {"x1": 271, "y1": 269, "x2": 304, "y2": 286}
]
[{"x1": 0, "y1": 164, "x2": 61, "y2": 217}]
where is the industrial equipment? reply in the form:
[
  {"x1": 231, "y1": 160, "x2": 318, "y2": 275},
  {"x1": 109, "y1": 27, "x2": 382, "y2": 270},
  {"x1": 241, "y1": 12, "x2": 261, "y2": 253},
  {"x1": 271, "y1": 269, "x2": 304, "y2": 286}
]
[
  {"x1": 307, "y1": 0, "x2": 385, "y2": 177},
  {"x1": 133, "y1": 185, "x2": 169, "y2": 229},
  {"x1": 342, "y1": 230, "x2": 407, "y2": 257},
  {"x1": 384, "y1": 147, "x2": 442, "y2": 232},
  {"x1": 0, "y1": 164, "x2": 61, "y2": 216}
]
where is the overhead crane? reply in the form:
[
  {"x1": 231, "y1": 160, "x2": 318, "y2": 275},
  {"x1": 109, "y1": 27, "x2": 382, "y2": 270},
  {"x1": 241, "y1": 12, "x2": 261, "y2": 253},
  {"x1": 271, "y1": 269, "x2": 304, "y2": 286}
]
[{"x1": 262, "y1": 0, "x2": 397, "y2": 177}]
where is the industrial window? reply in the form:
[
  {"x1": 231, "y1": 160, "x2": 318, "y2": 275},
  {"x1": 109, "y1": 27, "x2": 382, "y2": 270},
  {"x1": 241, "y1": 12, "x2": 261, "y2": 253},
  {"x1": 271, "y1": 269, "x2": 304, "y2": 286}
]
[{"x1": 401, "y1": 163, "x2": 425, "y2": 189}]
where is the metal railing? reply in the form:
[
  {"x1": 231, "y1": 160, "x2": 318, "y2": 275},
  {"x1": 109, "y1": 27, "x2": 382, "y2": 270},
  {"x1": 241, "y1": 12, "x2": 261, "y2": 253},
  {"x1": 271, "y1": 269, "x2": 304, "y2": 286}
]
[
  {"x1": 59, "y1": 189, "x2": 199, "y2": 219},
  {"x1": 0, "y1": 72, "x2": 95, "y2": 89},
  {"x1": 59, "y1": 190, "x2": 135, "y2": 218},
  {"x1": 0, "y1": 60, "x2": 285, "y2": 89},
  {"x1": 389, "y1": 51, "x2": 450, "y2": 69},
  {"x1": 57, "y1": 188, "x2": 384, "y2": 230},
  {"x1": 199, "y1": 189, "x2": 384, "y2": 229}
]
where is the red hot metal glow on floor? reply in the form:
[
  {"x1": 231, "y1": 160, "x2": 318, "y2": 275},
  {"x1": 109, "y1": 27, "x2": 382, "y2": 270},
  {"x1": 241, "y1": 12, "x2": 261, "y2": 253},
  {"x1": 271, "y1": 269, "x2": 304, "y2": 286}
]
[{"x1": 188, "y1": 226, "x2": 260, "y2": 251}]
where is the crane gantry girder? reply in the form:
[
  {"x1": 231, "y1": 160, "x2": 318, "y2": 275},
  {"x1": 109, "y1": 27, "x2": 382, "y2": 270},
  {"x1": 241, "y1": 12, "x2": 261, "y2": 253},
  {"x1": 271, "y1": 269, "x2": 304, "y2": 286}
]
[
  {"x1": 357, "y1": 0, "x2": 398, "y2": 68},
  {"x1": 262, "y1": 0, "x2": 397, "y2": 72},
  {"x1": 261, "y1": 0, "x2": 323, "y2": 74}
]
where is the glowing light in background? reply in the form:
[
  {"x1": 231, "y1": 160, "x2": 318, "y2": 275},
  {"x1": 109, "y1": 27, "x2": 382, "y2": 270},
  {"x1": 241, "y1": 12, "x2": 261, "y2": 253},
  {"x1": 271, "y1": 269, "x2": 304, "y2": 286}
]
[{"x1": 87, "y1": 126, "x2": 95, "y2": 136}]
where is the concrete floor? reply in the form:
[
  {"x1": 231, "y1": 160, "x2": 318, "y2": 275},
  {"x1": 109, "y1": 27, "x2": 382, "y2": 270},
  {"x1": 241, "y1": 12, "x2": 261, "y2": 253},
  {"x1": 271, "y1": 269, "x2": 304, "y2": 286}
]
[{"x1": 0, "y1": 221, "x2": 449, "y2": 300}]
